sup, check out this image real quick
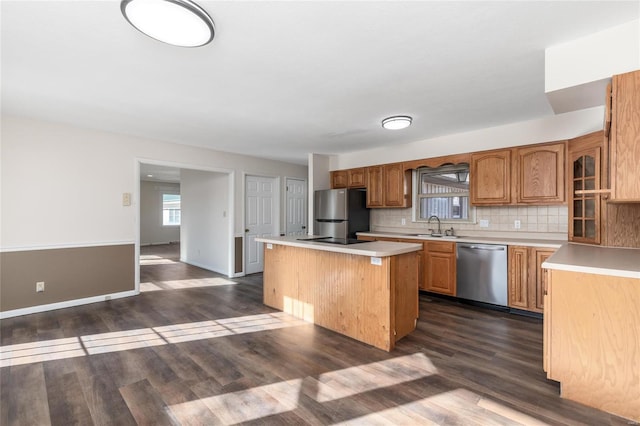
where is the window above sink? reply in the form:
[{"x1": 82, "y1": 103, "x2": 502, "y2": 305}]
[{"x1": 413, "y1": 164, "x2": 473, "y2": 223}]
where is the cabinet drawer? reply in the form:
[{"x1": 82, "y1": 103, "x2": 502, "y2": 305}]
[{"x1": 426, "y1": 241, "x2": 455, "y2": 253}]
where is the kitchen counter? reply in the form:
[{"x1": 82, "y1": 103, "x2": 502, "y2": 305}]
[
  {"x1": 256, "y1": 235, "x2": 422, "y2": 257},
  {"x1": 358, "y1": 231, "x2": 564, "y2": 248},
  {"x1": 542, "y1": 243, "x2": 640, "y2": 421},
  {"x1": 542, "y1": 242, "x2": 640, "y2": 279}
]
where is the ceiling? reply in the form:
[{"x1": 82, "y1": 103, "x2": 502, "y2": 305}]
[{"x1": 2, "y1": 1, "x2": 638, "y2": 165}]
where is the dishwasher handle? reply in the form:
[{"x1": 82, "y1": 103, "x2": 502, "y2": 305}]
[{"x1": 458, "y1": 244, "x2": 506, "y2": 251}]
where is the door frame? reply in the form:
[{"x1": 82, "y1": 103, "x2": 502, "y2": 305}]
[
  {"x1": 242, "y1": 173, "x2": 280, "y2": 275},
  {"x1": 285, "y1": 176, "x2": 308, "y2": 236},
  {"x1": 134, "y1": 158, "x2": 235, "y2": 293}
]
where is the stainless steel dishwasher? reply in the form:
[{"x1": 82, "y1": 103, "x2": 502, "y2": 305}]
[{"x1": 456, "y1": 243, "x2": 508, "y2": 306}]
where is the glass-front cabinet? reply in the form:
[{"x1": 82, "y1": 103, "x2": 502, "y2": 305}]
[{"x1": 569, "y1": 145, "x2": 601, "y2": 244}]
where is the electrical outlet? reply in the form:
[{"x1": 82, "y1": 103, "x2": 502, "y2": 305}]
[
  {"x1": 479, "y1": 219, "x2": 489, "y2": 228},
  {"x1": 514, "y1": 219, "x2": 521, "y2": 229},
  {"x1": 401, "y1": 218, "x2": 406, "y2": 225},
  {"x1": 122, "y1": 192, "x2": 131, "y2": 206},
  {"x1": 36, "y1": 281, "x2": 45, "y2": 292}
]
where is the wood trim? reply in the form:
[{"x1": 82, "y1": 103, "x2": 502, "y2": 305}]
[{"x1": 403, "y1": 153, "x2": 471, "y2": 171}]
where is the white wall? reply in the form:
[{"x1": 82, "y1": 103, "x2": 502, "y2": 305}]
[
  {"x1": 307, "y1": 153, "x2": 331, "y2": 235},
  {"x1": 0, "y1": 116, "x2": 308, "y2": 252},
  {"x1": 544, "y1": 19, "x2": 639, "y2": 113},
  {"x1": 545, "y1": 20, "x2": 639, "y2": 93},
  {"x1": 180, "y1": 169, "x2": 229, "y2": 274},
  {"x1": 140, "y1": 180, "x2": 180, "y2": 245},
  {"x1": 330, "y1": 106, "x2": 604, "y2": 170}
]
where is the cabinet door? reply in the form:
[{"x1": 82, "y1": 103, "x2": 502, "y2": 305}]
[
  {"x1": 532, "y1": 248, "x2": 554, "y2": 313},
  {"x1": 366, "y1": 166, "x2": 384, "y2": 207},
  {"x1": 425, "y1": 252, "x2": 456, "y2": 295},
  {"x1": 331, "y1": 170, "x2": 348, "y2": 189},
  {"x1": 507, "y1": 246, "x2": 529, "y2": 310},
  {"x1": 470, "y1": 150, "x2": 512, "y2": 205},
  {"x1": 515, "y1": 143, "x2": 566, "y2": 204},
  {"x1": 384, "y1": 163, "x2": 405, "y2": 207},
  {"x1": 348, "y1": 168, "x2": 366, "y2": 188},
  {"x1": 568, "y1": 141, "x2": 601, "y2": 245},
  {"x1": 610, "y1": 70, "x2": 640, "y2": 201}
]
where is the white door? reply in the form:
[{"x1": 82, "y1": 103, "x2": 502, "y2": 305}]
[
  {"x1": 245, "y1": 175, "x2": 278, "y2": 274},
  {"x1": 285, "y1": 178, "x2": 307, "y2": 236}
]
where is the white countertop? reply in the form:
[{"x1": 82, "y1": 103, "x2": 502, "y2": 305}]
[
  {"x1": 256, "y1": 236, "x2": 422, "y2": 257},
  {"x1": 358, "y1": 231, "x2": 564, "y2": 248},
  {"x1": 542, "y1": 243, "x2": 640, "y2": 279}
]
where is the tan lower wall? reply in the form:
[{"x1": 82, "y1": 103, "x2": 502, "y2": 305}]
[{"x1": 1, "y1": 244, "x2": 135, "y2": 312}]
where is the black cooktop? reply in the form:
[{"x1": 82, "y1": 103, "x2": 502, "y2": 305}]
[{"x1": 295, "y1": 236, "x2": 367, "y2": 245}]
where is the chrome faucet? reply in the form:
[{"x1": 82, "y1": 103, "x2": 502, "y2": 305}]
[{"x1": 427, "y1": 215, "x2": 442, "y2": 235}]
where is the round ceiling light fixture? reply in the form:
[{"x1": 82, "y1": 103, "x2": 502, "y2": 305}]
[
  {"x1": 381, "y1": 115, "x2": 412, "y2": 130},
  {"x1": 121, "y1": 0, "x2": 215, "y2": 47}
]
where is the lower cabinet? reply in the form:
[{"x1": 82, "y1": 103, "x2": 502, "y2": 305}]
[
  {"x1": 424, "y1": 241, "x2": 456, "y2": 296},
  {"x1": 508, "y1": 246, "x2": 555, "y2": 313}
]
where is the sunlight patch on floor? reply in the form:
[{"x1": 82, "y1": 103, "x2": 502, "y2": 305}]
[
  {"x1": 333, "y1": 389, "x2": 551, "y2": 425},
  {"x1": 0, "y1": 337, "x2": 85, "y2": 366},
  {"x1": 310, "y1": 352, "x2": 437, "y2": 403},
  {"x1": 140, "y1": 282, "x2": 164, "y2": 292},
  {"x1": 81, "y1": 328, "x2": 166, "y2": 355},
  {"x1": 168, "y1": 353, "x2": 440, "y2": 424},
  {"x1": 0, "y1": 312, "x2": 306, "y2": 368},
  {"x1": 141, "y1": 277, "x2": 238, "y2": 292},
  {"x1": 140, "y1": 258, "x2": 178, "y2": 265},
  {"x1": 171, "y1": 379, "x2": 303, "y2": 424}
]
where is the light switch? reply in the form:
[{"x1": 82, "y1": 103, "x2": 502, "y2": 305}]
[
  {"x1": 371, "y1": 257, "x2": 382, "y2": 266},
  {"x1": 122, "y1": 192, "x2": 131, "y2": 206}
]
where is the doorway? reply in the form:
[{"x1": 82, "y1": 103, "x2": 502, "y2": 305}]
[
  {"x1": 244, "y1": 175, "x2": 279, "y2": 274},
  {"x1": 135, "y1": 160, "x2": 234, "y2": 292}
]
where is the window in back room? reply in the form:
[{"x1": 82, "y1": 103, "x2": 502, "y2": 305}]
[
  {"x1": 414, "y1": 164, "x2": 471, "y2": 222},
  {"x1": 162, "y1": 193, "x2": 181, "y2": 226}
]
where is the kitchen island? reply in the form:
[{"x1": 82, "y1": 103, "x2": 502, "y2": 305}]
[
  {"x1": 542, "y1": 243, "x2": 640, "y2": 421},
  {"x1": 256, "y1": 236, "x2": 422, "y2": 351}
]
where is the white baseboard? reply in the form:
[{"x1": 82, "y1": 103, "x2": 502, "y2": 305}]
[{"x1": 0, "y1": 290, "x2": 138, "y2": 319}]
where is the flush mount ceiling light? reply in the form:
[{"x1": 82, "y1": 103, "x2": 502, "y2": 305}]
[
  {"x1": 121, "y1": 0, "x2": 215, "y2": 47},
  {"x1": 381, "y1": 115, "x2": 412, "y2": 130}
]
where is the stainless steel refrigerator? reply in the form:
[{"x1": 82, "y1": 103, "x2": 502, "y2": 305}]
[{"x1": 313, "y1": 188, "x2": 370, "y2": 244}]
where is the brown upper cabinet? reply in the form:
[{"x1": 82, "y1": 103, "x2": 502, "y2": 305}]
[
  {"x1": 607, "y1": 69, "x2": 640, "y2": 202},
  {"x1": 366, "y1": 163, "x2": 411, "y2": 208},
  {"x1": 470, "y1": 142, "x2": 566, "y2": 206},
  {"x1": 331, "y1": 168, "x2": 366, "y2": 189},
  {"x1": 470, "y1": 149, "x2": 512, "y2": 205},
  {"x1": 330, "y1": 170, "x2": 347, "y2": 188},
  {"x1": 514, "y1": 143, "x2": 565, "y2": 204},
  {"x1": 348, "y1": 168, "x2": 366, "y2": 188},
  {"x1": 568, "y1": 131, "x2": 603, "y2": 245}
]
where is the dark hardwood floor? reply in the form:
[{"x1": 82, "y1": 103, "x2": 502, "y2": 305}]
[{"x1": 0, "y1": 244, "x2": 629, "y2": 425}]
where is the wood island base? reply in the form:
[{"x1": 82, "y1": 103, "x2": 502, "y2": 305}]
[{"x1": 261, "y1": 240, "x2": 420, "y2": 351}]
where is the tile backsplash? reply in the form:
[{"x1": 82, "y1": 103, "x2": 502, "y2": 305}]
[{"x1": 370, "y1": 205, "x2": 568, "y2": 238}]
